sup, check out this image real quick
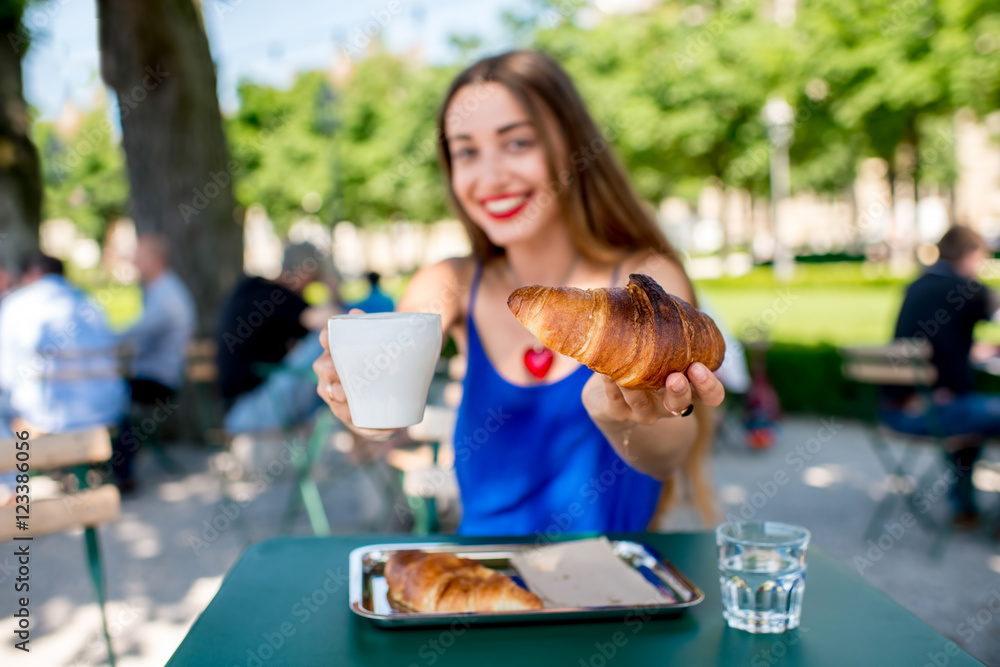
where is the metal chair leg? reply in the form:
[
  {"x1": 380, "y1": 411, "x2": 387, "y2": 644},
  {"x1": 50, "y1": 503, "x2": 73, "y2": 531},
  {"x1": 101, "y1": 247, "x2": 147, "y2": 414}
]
[
  {"x1": 864, "y1": 430, "x2": 900, "y2": 540},
  {"x1": 368, "y1": 459, "x2": 408, "y2": 531},
  {"x1": 409, "y1": 496, "x2": 431, "y2": 535},
  {"x1": 84, "y1": 526, "x2": 116, "y2": 667},
  {"x1": 865, "y1": 490, "x2": 899, "y2": 541},
  {"x1": 279, "y1": 440, "x2": 310, "y2": 534},
  {"x1": 218, "y1": 456, "x2": 253, "y2": 545},
  {"x1": 865, "y1": 433, "x2": 925, "y2": 537},
  {"x1": 281, "y1": 413, "x2": 334, "y2": 535},
  {"x1": 146, "y1": 441, "x2": 186, "y2": 475},
  {"x1": 865, "y1": 425, "x2": 952, "y2": 556},
  {"x1": 298, "y1": 477, "x2": 331, "y2": 536}
]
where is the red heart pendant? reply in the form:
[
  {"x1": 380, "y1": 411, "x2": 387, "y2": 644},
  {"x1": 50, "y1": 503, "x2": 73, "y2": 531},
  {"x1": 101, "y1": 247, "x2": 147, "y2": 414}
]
[{"x1": 524, "y1": 346, "x2": 555, "y2": 380}]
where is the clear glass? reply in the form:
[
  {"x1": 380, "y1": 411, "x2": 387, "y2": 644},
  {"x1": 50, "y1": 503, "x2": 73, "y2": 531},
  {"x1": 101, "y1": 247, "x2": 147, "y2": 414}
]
[{"x1": 716, "y1": 520, "x2": 810, "y2": 633}]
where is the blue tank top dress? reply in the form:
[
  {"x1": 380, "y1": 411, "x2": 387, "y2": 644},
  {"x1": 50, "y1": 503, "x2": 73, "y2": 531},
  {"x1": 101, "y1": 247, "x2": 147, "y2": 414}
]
[{"x1": 453, "y1": 265, "x2": 663, "y2": 536}]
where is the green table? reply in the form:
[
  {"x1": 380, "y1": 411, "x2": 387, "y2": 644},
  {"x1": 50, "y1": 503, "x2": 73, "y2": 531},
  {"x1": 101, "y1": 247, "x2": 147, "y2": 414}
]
[{"x1": 168, "y1": 533, "x2": 983, "y2": 666}]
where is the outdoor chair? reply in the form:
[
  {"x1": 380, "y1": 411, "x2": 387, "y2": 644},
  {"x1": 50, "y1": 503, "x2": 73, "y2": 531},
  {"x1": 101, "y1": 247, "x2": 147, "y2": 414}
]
[
  {"x1": 0, "y1": 427, "x2": 121, "y2": 666},
  {"x1": 393, "y1": 404, "x2": 459, "y2": 534},
  {"x1": 217, "y1": 359, "x2": 402, "y2": 538},
  {"x1": 213, "y1": 361, "x2": 335, "y2": 538},
  {"x1": 182, "y1": 338, "x2": 224, "y2": 444},
  {"x1": 47, "y1": 342, "x2": 185, "y2": 476},
  {"x1": 841, "y1": 339, "x2": 950, "y2": 556}
]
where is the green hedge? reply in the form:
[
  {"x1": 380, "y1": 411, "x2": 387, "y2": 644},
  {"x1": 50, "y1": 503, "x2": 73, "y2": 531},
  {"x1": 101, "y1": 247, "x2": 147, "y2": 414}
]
[
  {"x1": 760, "y1": 341, "x2": 1000, "y2": 419},
  {"x1": 760, "y1": 342, "x2": 877, "y2": 420}
]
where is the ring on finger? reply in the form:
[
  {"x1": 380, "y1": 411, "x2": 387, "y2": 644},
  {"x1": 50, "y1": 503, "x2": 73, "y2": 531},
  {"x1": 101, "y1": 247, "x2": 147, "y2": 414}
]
[{"x1": 668, "y1": 403, "x2": 695, "y2": 418}]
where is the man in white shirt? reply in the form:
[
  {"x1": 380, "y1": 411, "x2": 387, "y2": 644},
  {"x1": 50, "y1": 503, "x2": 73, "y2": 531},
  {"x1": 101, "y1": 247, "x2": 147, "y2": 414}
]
[
  {"x1": 113, "y1": 233, "x2": 196, "y2": 489},
  {"x1": 0, "y1": 262, "x2": 16, "y2": 504},
  {"x1": 0, "y1": 255, "x2": 127, "y2": 435}
]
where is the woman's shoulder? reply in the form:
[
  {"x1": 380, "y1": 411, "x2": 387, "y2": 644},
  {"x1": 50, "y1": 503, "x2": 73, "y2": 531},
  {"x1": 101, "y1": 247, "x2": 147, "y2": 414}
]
[
  {"x1": 411, "y1": 256, "x2": 477, "y2": 291},
  {"x1": 619, "y1": 249, "x2": 693, "y2": 302},
  {"x1": 399, "y1": 256, "x2": 478, "y2": 324}
]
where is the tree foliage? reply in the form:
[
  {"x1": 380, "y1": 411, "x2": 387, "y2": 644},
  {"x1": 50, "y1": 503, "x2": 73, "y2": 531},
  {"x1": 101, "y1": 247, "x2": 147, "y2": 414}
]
[
  {"x1": 32, "y1": 106, "x2": 128, "y2": 240},
  {"x1": 228, "y1": 56, "x2": 455, "y2": 233},
  {"x1": 28, "y1": 0, "x2": 1000, "y2": 240}
]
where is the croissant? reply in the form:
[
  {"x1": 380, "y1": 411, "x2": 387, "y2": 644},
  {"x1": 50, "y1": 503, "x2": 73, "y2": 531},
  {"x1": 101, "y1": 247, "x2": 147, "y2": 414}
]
[
  {"x1": 507, "y1": 273, "x2": 726, "y2": 391},
  {"x1": 384, "y1": 551, "x2": 544, "y2": 613}
]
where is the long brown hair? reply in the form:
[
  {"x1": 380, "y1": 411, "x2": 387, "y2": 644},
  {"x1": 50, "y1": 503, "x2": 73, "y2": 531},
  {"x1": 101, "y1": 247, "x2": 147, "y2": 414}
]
[
  {"x1": 437, "y1": 52, "x2": 713, "y2": 522},
  {"x1": 436, "y1": 50, "x2": 682, "y2": 267}
]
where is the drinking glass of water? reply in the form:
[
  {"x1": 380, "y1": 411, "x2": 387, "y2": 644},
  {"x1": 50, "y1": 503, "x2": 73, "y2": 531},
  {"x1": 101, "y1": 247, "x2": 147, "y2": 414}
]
[{"x1": 716, "y1": 520, "x2": 810, "y2": 633}]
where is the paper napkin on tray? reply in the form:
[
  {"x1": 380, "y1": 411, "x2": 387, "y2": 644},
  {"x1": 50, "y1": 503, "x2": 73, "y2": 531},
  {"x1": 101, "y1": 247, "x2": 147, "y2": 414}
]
[{"x1": 509, "y1": 537, "x2": 669, "y2": 608}]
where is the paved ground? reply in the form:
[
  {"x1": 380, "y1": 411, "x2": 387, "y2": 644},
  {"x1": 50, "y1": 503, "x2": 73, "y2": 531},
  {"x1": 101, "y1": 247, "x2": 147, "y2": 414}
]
[
  {"x1": 710, "y1": 416, "x2": 1000, "y2": 666},
  {"x1": 1, "y1": 416, "x2": 998, "y2": 666}
]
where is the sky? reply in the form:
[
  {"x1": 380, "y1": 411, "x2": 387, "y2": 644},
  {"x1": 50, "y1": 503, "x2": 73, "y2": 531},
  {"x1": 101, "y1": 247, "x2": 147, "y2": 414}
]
[{"x1": 21, "y1": 0, "x2": 534, "y2": 121}]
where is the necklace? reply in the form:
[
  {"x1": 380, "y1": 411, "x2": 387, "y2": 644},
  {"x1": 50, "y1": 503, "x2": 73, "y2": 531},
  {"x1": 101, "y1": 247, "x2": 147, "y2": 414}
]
[{"x1": 507, "y1": 253, "x2": 580, "y2": 381}]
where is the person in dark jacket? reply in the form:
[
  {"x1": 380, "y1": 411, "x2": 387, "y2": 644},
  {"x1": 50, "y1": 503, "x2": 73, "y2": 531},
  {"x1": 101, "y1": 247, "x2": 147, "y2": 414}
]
[
  {"x1": 881, "y1": 226, "x2": 1000, "y2": 528},
  {"x1": 217, "y1": 242, "x2": 342, "y2": 432}
]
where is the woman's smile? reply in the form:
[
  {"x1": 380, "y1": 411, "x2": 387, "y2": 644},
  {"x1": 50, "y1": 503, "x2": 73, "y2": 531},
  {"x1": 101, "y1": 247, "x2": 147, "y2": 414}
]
[{"x1": 480, "y1": 191, "x2": 533, "y2": 220}]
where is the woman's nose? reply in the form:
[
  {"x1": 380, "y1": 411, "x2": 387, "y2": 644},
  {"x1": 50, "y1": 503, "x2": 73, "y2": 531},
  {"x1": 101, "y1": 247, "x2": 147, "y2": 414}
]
[{"x1": 476, "y1": 148, "x2": 509, "y2": 189}]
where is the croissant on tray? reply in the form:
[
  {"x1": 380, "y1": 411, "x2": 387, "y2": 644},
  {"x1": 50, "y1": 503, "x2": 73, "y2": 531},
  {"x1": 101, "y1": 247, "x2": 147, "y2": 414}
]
[
  {"x1": 384, "y1": 551, "x2": 544, "y2": 613},
  {"x1": 507, "y1": 273, "x2": 726, "y2": 391}
]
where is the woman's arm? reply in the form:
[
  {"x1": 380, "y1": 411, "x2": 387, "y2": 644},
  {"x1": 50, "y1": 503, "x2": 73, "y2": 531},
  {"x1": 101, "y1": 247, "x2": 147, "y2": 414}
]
[
  {"x1": 313, "y1": 258, "x2": 469, "y2": 436},
  {"x1": 395, "y1": 257, "x2": 470, "y2": 325},
  {"x1": 581, "y1": 251, "x2": 725, "y2": 480},
  {"x1": 300, "y1": 305, "x2": 342, "y2": 330}
]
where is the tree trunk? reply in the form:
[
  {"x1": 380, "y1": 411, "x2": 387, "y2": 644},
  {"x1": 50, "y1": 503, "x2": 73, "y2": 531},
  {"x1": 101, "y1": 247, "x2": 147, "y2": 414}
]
[
  {"x1": 713, "y1": 176, "x2": 731, "y2": 268},
  {"x1": 891, "y1": 129, "x2": 918, "y2": 273},
  {"x1": 0, "y1": 8, "x2": 42, "y2": 267},
  {"x1": 97, "y1": 0, "x2": 241, "y2": 334},
  {"x1": 885, "y1": 160, "x2": 898, "y2": 268},
  {"x1": 844, "y1": 185, "x2": 859, "y2": 255}
]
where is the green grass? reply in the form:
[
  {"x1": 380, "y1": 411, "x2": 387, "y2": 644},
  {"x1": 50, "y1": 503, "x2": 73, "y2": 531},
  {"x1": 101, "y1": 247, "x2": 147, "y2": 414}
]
[
  {"x1": 85, "y1": 284, "x2": 142, "y2": 331},
  {"x1": 68, "y1": 266, "x2": 143, "y2": 332},
  {"x1": 700, "y1": 263, "x2": 1000, "y2": 346},
  {"x1": 69, "y1": 261, "x2": 1000, "y2": 347}
]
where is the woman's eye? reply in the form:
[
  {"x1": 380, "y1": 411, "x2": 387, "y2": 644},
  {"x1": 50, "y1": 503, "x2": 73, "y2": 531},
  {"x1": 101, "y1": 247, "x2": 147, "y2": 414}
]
[
  {"x1": 508, "y1": 138, "x2": 534, "y2": 151},
  {"x1": 452, "y1": 146, "x2": 476, "y2": 160}
]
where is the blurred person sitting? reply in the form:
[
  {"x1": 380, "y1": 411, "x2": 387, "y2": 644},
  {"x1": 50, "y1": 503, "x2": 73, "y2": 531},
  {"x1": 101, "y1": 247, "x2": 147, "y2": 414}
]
[
  {"x1": 217, "y1": 242, "x2": 343, "y2": 433},
  {"x1": 881, "y1": 226, "x2": 1000, "y2": 528},
  {"x1": 0, "y1": 262, "x2": 14, "y2": 504},
  {"x1": 112, "y1": 233, "x2": 196, "y2": 490},
  {"x1": 351, "y1": 271, "x2": 395, "y2": 313},
  {"x1": 0, "y1": 262, "x2": 12, "y2": 301},
  {"x1": 0, "y1": 261, "x2": 17, "y2": 425},
  {"x1": 0, "y1": 254, "x2": 127, "y2": 437}
]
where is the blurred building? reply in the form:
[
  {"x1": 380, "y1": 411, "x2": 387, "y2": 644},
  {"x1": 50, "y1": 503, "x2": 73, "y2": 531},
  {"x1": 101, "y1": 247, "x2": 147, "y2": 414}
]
[
  {"x1": 330, "y1": 219, "x2": 469, "y2": 279},
  {"x1": 956, "y1": 110, "x2": 1000, "y2": 240},
  {"x1": 662, "y1": 110, "x2": 1000, "y2": 278},
  {"x1": 243, "y1": 204, "x2": 283, "y2": 279}
]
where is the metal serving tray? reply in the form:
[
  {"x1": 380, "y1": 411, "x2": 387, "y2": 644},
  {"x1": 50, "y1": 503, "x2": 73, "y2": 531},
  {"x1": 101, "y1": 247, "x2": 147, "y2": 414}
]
[{"x1": 348, "y1": 540, "x2": 705, "y2": 628}]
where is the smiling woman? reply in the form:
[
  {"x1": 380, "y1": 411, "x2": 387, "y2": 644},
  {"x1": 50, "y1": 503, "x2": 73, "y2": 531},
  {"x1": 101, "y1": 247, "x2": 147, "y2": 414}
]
[
  {"x1": 436, "y1": 52, "x2": 672, "y2": 267},
  {"x1": 313, "y1": 50, "x2": 726, "y2": 536}
]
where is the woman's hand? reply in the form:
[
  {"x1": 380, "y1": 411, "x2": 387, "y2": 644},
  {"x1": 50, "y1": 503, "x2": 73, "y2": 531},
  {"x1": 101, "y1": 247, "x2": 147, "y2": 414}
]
[
  {"x1": 313, "y1": 314, "x2": 397, "y2": 440},
  {"x1": 582, "y1": 362, "x2": 726, "y2": 428}
]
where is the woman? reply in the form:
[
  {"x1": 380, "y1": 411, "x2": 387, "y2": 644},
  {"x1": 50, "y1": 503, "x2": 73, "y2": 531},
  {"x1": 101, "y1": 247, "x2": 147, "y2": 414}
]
[{"x1": 313, "y1": 50, "x2": 725, "y2": 535}]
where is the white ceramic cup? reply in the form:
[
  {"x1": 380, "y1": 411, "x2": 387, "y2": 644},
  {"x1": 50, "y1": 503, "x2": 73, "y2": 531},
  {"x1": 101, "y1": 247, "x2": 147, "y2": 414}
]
[{"x1": 327, "y1": 313, "x2": 442, "y2": 429}]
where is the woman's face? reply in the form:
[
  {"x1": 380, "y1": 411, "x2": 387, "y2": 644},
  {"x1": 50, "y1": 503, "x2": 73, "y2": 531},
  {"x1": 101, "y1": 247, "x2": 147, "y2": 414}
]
[{"x1": 445, "y1": 82, "x2": 564, "y2": 248}]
